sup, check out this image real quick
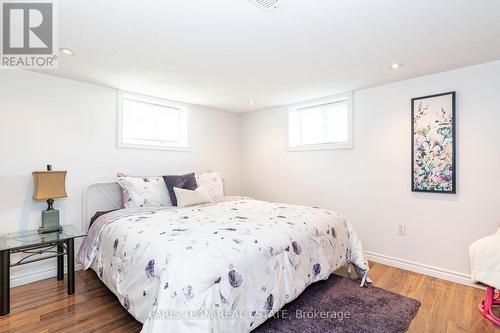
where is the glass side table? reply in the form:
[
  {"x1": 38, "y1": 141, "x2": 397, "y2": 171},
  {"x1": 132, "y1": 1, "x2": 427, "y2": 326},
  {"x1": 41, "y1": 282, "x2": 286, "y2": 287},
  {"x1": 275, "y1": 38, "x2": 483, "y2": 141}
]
[{"x1": 0, "y1": 225, "x2": 86, "y2": 315}]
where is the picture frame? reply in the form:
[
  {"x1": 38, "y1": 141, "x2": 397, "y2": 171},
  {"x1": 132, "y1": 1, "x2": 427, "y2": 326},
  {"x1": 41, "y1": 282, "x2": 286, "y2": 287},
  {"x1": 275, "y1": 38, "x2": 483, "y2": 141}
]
[{"x1": 411, "y1": 91, "x2": 456, "y2": 193}]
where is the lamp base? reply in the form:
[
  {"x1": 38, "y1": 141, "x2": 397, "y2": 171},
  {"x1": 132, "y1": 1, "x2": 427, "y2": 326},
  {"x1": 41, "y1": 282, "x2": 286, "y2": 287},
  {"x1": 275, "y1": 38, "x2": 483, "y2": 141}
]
[
  {"x1": 39, "y1": 208, "x2": 62, "y2": 234},
  {"x1": 38, "y1": 225, "x2": 62, "y2": 234}
]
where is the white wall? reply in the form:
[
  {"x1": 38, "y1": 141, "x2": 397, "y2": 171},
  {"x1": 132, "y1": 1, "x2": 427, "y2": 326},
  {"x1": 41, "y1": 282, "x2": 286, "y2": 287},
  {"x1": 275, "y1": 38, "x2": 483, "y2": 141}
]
[
  {"x1": 1, "y1": 61, "x2": 499, "y2": 287},
  {"x1": 0, "y1": 70, "x2": 241, "y2": 285},
  {"x1": 241, "y1": 60, "x2": 500, "y2": 279}
]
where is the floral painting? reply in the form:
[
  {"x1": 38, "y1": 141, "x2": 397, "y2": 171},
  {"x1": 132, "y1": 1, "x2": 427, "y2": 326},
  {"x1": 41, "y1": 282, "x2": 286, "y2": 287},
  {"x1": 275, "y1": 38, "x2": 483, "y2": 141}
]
[{"x1": 412, "y1": 92, "x2": 456, "y2": 193}]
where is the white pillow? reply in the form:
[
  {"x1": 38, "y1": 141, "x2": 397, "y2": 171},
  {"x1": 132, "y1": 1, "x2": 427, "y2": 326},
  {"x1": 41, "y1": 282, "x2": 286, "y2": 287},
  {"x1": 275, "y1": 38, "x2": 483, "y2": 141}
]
[
  {"x1": 173, "y1": 186, "x2": 213, "y2": 208},
  {"x1": 195, "y1": 172, "x2": 224, "y2": 200},
  {"x1": 117, "y1": 175, "x2": 171, "y2": 208}
]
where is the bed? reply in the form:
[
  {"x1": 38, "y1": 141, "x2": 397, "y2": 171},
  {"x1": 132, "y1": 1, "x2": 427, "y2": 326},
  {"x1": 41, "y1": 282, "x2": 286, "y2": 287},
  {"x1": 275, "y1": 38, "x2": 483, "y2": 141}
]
[{"x1": 77, "y1": 180, "x2": 369, "y2": 333}]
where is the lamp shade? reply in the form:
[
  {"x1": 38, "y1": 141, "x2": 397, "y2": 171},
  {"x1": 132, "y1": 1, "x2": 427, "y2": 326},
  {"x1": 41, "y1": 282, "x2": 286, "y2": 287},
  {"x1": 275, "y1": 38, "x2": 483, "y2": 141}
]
[{"x1": 32, "y1": 171, "x2": 68, "y2": 201}]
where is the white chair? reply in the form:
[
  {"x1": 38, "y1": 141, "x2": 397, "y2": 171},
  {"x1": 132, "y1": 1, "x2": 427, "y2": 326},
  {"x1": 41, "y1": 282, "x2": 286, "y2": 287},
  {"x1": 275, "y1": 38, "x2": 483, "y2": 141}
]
[{"x1": 469, "y1": 229, "x2": 500, "y2": 326}]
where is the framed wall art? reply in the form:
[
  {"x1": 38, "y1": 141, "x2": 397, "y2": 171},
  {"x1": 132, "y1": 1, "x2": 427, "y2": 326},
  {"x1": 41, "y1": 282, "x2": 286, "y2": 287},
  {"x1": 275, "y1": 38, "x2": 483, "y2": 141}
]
[{"x1": 411, "y1": 91, "x2": 456, "y2": 193}]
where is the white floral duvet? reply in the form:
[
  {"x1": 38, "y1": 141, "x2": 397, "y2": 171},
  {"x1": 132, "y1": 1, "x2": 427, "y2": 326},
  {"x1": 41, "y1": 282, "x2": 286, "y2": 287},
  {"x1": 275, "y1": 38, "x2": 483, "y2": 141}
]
[{"x1": 77, "y1": 199, "x2": 369, "y2": 333}]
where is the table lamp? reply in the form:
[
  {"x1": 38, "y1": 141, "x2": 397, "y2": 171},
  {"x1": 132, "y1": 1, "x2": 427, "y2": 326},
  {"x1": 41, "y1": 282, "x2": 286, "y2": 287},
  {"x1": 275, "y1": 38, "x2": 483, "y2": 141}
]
[{"x1": 32, "y1": 165, "x2": 67, "y2": 233}]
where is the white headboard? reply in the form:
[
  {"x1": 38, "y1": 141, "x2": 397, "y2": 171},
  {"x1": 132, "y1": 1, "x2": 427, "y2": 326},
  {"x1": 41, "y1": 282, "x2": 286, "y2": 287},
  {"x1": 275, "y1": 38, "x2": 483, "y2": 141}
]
[{"x1": 82, "y1": 181, "x2": 122, "y2": 231}]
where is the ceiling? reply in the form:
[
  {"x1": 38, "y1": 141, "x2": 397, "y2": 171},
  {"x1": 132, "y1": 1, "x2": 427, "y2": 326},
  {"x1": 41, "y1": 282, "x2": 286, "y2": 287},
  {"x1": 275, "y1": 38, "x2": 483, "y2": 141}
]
[{"x1": 46, "y1": 0, "x2": 500, "y2": 112}]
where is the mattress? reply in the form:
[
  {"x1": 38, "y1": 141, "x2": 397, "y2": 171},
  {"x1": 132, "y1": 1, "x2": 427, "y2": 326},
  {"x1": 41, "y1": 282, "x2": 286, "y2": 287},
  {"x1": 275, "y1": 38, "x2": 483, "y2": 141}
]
[{"x1": 78, "y1": 199, "x2": 369, "y2": 333}]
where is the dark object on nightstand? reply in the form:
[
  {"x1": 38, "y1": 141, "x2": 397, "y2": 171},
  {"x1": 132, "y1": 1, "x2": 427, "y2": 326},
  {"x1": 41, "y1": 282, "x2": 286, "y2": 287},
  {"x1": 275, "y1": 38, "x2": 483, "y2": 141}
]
[
  {"x1": 0, "y1": 225, "x2": 86, "y2": 315},
  {"x1": 32, "y1": 164, "x2": 68, "y2": 233}
]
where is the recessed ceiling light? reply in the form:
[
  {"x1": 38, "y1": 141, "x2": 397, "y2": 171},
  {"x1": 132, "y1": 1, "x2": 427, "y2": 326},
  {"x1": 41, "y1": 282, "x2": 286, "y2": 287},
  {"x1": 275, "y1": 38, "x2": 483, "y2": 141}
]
[
  {"x1": 391, "y1": 63, "x2": 402, "y2": 69},
  {"x1": 249, "y1": 100, "x2": 255, "y2": 105},
  {"x1": 60, "y1": 48, "x2": 76, "y2": 56}
]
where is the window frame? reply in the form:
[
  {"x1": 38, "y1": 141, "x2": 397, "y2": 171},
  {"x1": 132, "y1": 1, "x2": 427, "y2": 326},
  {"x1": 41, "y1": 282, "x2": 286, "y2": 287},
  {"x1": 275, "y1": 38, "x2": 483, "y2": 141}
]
[
  {"x1": 286, "y1": 92, "x2": 353, "y2": 151},
  {"x1": 117, "y1": 91, "x2": 190, "y2": 152}
]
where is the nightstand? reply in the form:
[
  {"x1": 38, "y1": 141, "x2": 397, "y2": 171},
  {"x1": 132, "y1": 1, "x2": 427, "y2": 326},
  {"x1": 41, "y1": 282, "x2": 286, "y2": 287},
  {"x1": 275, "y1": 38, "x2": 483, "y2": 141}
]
[{"x1": 0, "y1": 225, "x2": 86, "y2": 315}]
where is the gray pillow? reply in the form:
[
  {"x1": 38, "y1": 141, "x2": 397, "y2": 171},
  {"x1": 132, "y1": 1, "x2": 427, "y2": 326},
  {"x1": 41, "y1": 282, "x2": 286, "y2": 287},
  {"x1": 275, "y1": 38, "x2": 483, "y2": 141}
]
[{"x1": 163, "y1": 173, "x2": 198, "y2": 206}]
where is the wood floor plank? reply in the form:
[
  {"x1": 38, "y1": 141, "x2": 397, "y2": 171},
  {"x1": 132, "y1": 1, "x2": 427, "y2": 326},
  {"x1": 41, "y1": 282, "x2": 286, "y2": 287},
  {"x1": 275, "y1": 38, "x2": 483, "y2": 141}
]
[{"x1": 0, "y1": 263, "x2": 497, "y2": 332}]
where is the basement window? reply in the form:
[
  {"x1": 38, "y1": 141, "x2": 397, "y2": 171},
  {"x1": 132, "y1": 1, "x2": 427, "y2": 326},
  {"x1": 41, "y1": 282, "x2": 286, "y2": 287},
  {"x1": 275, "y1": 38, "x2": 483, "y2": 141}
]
[
  {"x1": 287, "y1": 93, "x2": 352, "y2": 151},
  {"x1": 117, "y1": 92, "x2": 188, "y2": 151}
]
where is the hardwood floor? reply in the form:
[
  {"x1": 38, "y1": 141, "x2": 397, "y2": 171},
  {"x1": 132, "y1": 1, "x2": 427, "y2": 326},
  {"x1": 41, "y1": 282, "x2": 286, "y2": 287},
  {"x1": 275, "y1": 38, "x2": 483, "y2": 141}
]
[
  {"x1": 366, "y1": 262, "x2": 498, "y2": 333},
  {"x1": 0, "y1": 262, "x2": 497, "y2": 332}
]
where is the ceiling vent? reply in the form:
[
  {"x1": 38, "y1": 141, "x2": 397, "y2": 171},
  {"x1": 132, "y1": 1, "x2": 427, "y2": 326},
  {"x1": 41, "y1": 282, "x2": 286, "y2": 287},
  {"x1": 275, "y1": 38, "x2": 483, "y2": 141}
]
[{"x1": 248, "y1": 0, "x2": 286, "y2": 11}]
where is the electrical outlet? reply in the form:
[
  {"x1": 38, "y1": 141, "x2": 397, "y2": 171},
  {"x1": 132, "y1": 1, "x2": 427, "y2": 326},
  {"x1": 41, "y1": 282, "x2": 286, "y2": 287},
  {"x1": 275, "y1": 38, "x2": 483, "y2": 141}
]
[{"x1": 397, "y1": 223, "x2": 406, "y2": 236}]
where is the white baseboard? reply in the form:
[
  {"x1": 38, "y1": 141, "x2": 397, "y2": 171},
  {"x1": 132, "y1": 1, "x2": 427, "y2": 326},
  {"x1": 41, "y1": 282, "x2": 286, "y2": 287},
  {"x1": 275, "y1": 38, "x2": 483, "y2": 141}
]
[
  {"x1": 9, "y1": 251, "x2": 480, "y2": 290},
  {"x1": 365, "y1": 251, "x2": 483, "y2": 289},
  {"x1": 11, "y1": 263, "x2": 83, "y2": 288}
]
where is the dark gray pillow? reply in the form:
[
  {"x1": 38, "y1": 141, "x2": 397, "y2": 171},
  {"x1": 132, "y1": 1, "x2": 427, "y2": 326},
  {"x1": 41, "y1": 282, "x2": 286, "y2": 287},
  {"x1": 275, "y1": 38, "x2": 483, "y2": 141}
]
[{"x1": 163, "y1": 173, "x2": 198, "y2": 206}]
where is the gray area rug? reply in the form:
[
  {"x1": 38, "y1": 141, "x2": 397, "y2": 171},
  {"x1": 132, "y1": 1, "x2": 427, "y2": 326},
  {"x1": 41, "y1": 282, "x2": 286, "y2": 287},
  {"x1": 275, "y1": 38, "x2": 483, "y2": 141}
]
[{"x1": 253, "y1": 275, "x2": 421, "y2": 333}]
